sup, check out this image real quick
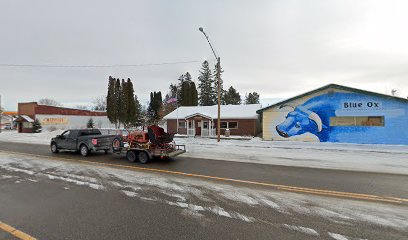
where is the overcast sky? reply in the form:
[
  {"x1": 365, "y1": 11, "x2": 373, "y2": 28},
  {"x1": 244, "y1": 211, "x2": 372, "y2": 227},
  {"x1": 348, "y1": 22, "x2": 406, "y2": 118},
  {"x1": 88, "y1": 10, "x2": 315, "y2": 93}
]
[{"x1": 1, "y1": 0, "x2": 408, "y2": 110}]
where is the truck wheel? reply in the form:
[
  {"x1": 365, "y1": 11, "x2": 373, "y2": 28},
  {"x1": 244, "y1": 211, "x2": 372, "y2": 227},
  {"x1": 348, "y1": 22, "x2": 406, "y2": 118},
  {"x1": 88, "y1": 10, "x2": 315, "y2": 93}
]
[
  {"x1": 127, "y1": 151, "x2": 137, "y2": 163},
  {"x1": 80, "y1": 144, "x2": 89, "y2": 157},
  {"x1": 51, "y1": 142, "x2": 59, "y2": 153},
  {"x1": 138, "y1": 151, "x2": 149, "y2": 164}
]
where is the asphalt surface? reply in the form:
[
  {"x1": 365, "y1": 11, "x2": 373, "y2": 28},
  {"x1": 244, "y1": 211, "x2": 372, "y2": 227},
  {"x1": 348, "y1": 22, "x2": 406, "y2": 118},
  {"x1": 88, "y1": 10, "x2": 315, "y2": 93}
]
[
  {"x1": 1, "y1": 161, "x2": 407, "y2": 240},
  {"x1": 1, "y1": 141, "x2": 408, "y2": 239},
  {"x1": 0, "y1": 141, "x2": 407, "y2": 199}
]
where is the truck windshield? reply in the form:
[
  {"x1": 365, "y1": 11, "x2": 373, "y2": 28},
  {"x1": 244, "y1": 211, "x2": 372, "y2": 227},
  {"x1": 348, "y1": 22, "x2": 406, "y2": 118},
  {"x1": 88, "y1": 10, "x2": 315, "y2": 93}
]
[{"x1": 80, "y1": 129, "x2": 102, "y2": 136}]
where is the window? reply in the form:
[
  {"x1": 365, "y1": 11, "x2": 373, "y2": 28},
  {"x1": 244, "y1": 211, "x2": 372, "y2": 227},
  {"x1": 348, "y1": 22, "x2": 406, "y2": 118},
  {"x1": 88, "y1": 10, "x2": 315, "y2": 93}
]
[
  {"x1": 203, "y1": 121, "x2": 209, "y2": 129},
  {"x1": 330, "y1": 116, "x2": 384, "y2": 127},
  {"x1": 178, "y1": 121, "x2": 186, "y2": 128},
  {"x1": 220, "y1": 121, "x2": 238, "y2": 129},
  {"x1": 228, "y1": 121, "x2": 238, "y2": 129},
  {"x1": 61, "y1": 130, "x2": 70, "y2": 137}
]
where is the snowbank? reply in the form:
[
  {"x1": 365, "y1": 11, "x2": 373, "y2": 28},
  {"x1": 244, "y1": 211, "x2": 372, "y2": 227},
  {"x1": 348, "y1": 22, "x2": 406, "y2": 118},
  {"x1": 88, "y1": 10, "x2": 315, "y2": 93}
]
[{"x1": 0, "y1": 131, "x2": 407, "y2": 174}]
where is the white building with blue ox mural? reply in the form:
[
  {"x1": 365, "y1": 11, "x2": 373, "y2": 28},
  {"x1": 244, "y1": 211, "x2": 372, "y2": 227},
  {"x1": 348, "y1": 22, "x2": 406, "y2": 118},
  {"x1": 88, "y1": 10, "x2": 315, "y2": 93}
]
[{"x1": 257, "y1": 84, "x2": 408, "y2": 145}]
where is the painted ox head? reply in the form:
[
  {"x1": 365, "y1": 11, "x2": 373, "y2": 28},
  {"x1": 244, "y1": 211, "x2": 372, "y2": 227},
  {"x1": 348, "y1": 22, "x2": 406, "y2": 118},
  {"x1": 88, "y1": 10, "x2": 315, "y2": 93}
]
[{"x1": 276, "y1": 104, "x2": 323, "y2": 138}]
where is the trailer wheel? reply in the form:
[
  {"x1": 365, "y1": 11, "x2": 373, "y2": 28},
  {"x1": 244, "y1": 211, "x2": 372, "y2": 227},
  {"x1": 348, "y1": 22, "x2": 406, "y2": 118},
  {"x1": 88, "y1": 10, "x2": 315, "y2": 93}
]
[
  {"x1": 138, "y1": 151, "x2": 149, "y2": 164},
  {"x1": 127, "y1": 150, "x2": 137, "y2": 163}
]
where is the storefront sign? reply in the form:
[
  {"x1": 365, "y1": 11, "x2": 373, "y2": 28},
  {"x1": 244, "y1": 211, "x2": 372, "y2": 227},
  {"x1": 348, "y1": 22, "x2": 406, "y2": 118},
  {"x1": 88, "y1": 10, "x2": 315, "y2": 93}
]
[
  {"x1": 342, "y1": 101, "x2": 382, "y2": 109},
  {"x1": 40, "y1": 118, "x2": 69, "y2": 125}
]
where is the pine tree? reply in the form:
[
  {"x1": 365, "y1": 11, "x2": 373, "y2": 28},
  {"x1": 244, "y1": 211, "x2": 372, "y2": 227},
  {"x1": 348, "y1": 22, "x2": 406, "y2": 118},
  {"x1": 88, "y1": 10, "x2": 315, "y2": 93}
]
[
  {"x1": 147, "y1": 91, "x2": 163, "y2": 124},
  {"x1": 213, "y1": 61, "x2": 225, "y2": 104},
  {"x1": 87, "y1": 118, "x2": 95, "y2": 128},
  {"x1": 114, "y1": 78, "x2": 122, "y2": 128},
  {"x1": 134, "y1": 94, "x2": 144, "y2": 127},
  {"x1": 224, "y1": 86, "x2": 241, "y2": 105},
  {"x1": 124, "y1": 78, "x2": 137, "y2": 128},
  {"x1": 190, "y1": 81, "x2": 198, "y2": 106},
  {"x1": 198, "y1": 61, "x2": 215, "y2": 106},
  {"x1": 119, "y1": 79, "x2": 128, "y2": 127},
  {"x1": 32, "y1": 119, "x2": 42, "y2": 133},
  {"x1": 106, "y1": 76, "x2": 116, "y2": 124},
  {"x1": 245, "y1": 92, "x2": 260, "y2": 104}
]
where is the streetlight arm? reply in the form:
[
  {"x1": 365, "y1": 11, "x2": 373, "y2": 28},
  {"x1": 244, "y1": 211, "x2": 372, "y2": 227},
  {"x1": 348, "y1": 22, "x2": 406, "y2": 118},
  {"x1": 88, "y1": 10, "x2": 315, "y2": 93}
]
[{"x1": 199, "y1": 29, "x2": 218, "y2": 60}]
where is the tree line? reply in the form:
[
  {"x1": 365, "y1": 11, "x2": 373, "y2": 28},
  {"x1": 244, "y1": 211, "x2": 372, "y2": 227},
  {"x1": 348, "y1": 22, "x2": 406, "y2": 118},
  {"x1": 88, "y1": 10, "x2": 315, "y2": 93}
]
[
  {"x1": 161, "y1": 60, "x2": 260, "y2": 116},
  {"x1": 106, "y1": 76, "x2": 143, "y2": 128},
  {"x1": 104, "y1": 60, "x2": 259, "y2": 126}
]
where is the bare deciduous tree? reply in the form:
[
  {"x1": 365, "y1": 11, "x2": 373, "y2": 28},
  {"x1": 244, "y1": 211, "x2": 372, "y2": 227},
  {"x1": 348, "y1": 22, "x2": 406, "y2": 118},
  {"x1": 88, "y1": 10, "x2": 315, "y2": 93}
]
[
  {"x1": 93, "y1": 96, "x2": 106, "y2": 111},
  {"x1": 38, "y1": 98, "x2": 62, "y2": 106}
]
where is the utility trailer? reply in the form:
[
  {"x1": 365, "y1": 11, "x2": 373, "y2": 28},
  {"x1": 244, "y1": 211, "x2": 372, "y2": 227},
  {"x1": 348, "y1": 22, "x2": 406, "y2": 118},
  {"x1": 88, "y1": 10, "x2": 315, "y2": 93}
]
[{"x1": 111, "y1": 125, "x2": 186, "y2": 164}]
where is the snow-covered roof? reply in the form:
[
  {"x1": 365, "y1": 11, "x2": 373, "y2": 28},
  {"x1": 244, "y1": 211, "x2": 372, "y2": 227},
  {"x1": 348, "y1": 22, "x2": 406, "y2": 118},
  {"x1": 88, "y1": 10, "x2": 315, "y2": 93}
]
[
  {"x1": 163, "y1": 104, "x2": 262, "y2": 120},
  {"x1": 20, "y1": 115, "x2": 34, "y2": 122}
]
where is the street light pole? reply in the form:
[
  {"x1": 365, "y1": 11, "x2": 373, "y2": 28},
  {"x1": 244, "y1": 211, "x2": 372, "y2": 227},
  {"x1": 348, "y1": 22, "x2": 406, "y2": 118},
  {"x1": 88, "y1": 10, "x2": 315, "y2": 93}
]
[{"x1": 199, "y1": 27, "x2": 221, "y2": 142}]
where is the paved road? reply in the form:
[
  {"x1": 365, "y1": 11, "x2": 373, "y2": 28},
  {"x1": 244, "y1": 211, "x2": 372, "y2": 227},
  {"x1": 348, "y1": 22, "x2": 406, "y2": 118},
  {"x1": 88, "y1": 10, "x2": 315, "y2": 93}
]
[
  {"x1": 0, "y1": 141, "x2": 407, "y2": 200},
  {"x1": 1, "y1": 154, "x2": 407, "y2": 240}
]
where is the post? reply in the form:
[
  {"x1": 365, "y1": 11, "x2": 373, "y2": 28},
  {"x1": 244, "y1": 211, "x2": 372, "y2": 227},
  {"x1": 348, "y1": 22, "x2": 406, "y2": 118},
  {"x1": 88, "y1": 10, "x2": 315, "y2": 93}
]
[
  {"x1": 216, "y1": 57, "x2": 221, "y2": 142},
  {"x1": 176, "y1": 91, "x2": 179, "y2": 134},
  {"x1": 198, "y1": 27, "x2": 221, "y2": 142}
]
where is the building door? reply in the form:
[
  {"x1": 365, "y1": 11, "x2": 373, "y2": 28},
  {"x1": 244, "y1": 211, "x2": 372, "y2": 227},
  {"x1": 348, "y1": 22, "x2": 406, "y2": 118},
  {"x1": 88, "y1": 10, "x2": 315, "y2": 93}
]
[{"x1": 195, "y1": 121, "x2": 201, "y2": 136}]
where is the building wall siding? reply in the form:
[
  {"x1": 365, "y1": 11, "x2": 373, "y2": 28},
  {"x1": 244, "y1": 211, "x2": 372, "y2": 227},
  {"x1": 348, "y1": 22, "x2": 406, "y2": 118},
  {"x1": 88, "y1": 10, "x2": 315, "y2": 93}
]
[
  {"x1": 166, "y1": 118, "x2": 257, "y2": 136},
  {"x1": 261, "y1": 87, "x2": 408, "y2": 144}
]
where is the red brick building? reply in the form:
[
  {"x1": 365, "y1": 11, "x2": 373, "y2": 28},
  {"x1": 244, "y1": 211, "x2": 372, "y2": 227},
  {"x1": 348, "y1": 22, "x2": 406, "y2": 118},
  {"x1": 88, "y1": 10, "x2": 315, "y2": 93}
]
[
  {"x1": 163, "y1": 104, "x2": 261, "y2": 137},
  {"x1": 16, "y1": 102, "x2": 112, "y2": 133}
]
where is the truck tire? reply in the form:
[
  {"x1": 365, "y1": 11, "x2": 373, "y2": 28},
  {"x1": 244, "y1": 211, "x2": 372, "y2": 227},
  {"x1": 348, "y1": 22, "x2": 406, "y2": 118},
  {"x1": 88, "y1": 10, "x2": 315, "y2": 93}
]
[
  {"x1": 51, "y1": 142, "x2": 59, "y2": 153},
  {"x1": 138, "y1": 151, "x2": 149, "y2": 164},
  {"x1": 80, "y1": 144, "x2": 89, "y2": 157},
  {"x1": 127, "y1": 150, "x2": 137, "y2": 163}
]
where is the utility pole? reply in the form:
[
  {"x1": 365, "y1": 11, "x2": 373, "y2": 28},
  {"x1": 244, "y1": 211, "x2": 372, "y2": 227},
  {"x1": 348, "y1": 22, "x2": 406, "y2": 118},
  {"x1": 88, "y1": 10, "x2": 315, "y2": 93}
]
[{"x1": 199, "y1": 27, "x2": 221, "y2": 142}]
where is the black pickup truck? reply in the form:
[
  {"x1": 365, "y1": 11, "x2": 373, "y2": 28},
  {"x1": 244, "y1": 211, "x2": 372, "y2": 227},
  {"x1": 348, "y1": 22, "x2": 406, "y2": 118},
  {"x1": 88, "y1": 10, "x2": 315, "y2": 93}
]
[{"x1": 50, "y1": 129, "x2": 115, "y2": 156}]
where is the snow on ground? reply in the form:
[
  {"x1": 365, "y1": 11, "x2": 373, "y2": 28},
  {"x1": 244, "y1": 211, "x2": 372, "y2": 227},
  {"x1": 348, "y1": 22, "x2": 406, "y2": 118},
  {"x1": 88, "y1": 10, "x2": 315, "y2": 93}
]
[
  {"x1": 0, "y1": 152, "x2": 407, "y2": 239},
  {"x1": 0, "y1": 130, "x2": 64, "y2": 145},
  {"x1": 175, "y1": 137, "x2": 408, "y2": 175},
  {"x1": 0, "y1": 130, "x2": 407, "y2": 174}
]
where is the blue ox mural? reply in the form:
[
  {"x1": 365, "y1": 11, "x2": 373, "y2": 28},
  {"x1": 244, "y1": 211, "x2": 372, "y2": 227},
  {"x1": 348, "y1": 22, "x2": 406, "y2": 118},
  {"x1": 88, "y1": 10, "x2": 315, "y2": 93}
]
[{"x1": 275, "y1": 92, "x2": 408, "y2": 144}]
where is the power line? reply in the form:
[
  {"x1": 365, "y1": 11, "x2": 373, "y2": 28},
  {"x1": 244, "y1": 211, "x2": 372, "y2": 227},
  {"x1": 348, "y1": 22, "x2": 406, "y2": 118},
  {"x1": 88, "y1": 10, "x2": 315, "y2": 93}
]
[{"x1": 0, "y1": 60, "x2": 201, "y2": 68}]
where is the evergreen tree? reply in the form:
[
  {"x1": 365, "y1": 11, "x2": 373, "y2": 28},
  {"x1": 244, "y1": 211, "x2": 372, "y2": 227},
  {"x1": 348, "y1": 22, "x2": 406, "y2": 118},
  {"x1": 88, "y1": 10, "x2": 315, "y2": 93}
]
[
  {"x1": 124, "y1": 78, "x2": 137, "y2": 128},
  {"x1": 87, "y1": 118, "x2": 95, "y2": 128},
  {"x1": 32, "y1": 119, "x2": 42, "y2": 133},
  {"x1": 198, "y1": 60, "x2": 215, "y2": 106},
  {"x1": 245, "y1": 92, "x2": 260, "y2": 104},
  {"x1": 114, "y1": 78, "x2": 122, "y2": 128},
  {"x1": 134, "y1": 94, "x2": 144, "y2": 127},
  {"x1": 119, "y1": 79, "x2": 128, "y2": 126},
  {"x1": 147, "y1": 91, "x2": 163, "y2": 124},
  {"x1": 190, "y1": 81, "x2": 198, "y2": 106},
  {"x1": 106, "y1": 76, "x2": 116, "y2": 125},
  {"x1": 213, "y1": 61, "x2": 225, "y2": 104},
  {"x1": 224, "y1": 86, "x2": 242, "y2": 105}
]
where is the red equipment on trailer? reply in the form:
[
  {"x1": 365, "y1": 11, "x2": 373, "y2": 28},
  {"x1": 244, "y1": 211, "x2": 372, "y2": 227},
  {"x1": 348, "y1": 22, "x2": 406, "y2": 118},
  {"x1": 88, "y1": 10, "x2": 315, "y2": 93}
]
[{"x1": 111, "y1": 125, "x2": 186, "y2": 164}]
